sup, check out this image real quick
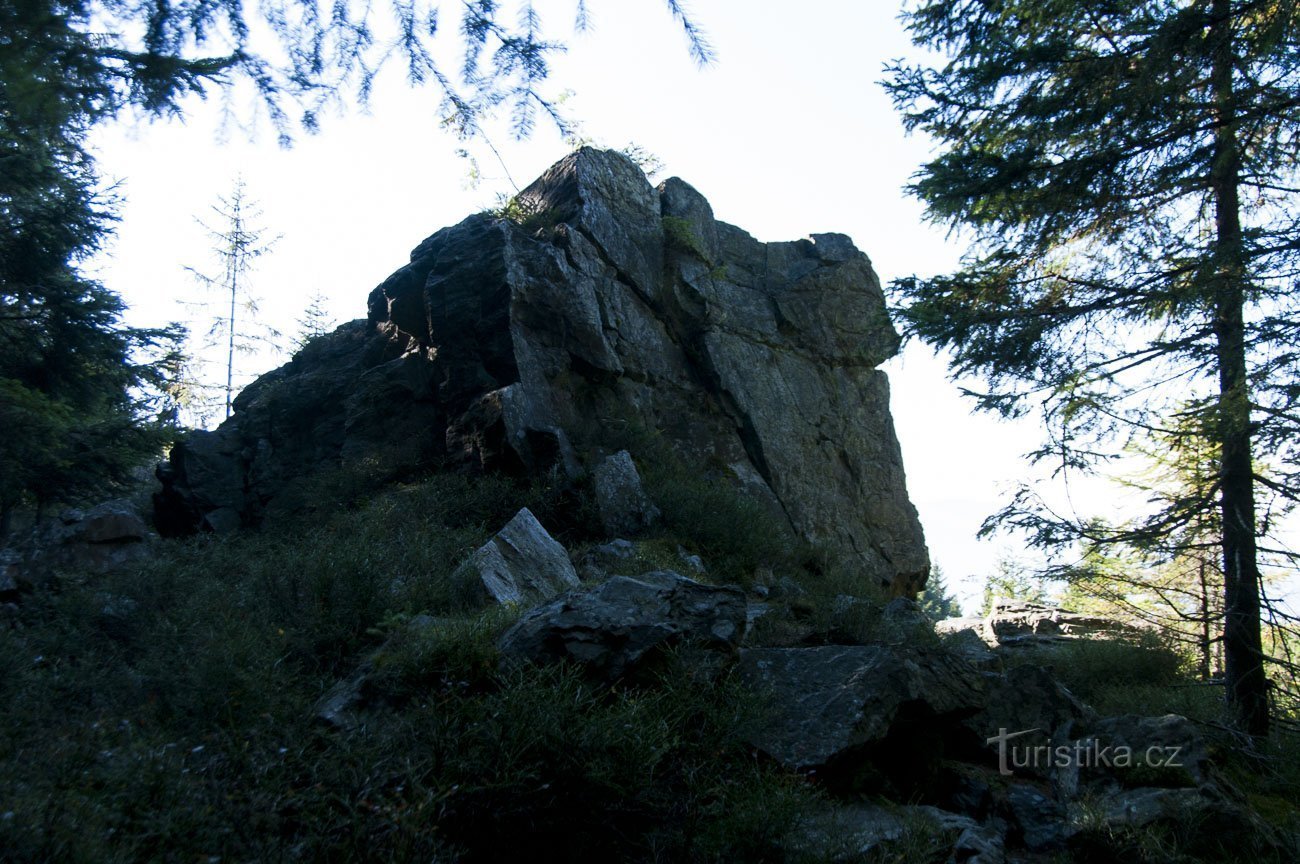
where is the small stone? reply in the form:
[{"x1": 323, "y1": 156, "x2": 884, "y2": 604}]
[{"x1": 676, "y1": 545, "x2": 705, "y2": 574}]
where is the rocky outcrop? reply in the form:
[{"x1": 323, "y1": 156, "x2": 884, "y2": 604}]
[
  {"x1": 937, "y1": 601, "x2": 1135, "y2": 648},
  {"x1": 5, "y1": 499, "x2": 152, "y2": 589},
  {"x1": 497, "y1": 571, "x2": 746, "y2": 682},
  {"x1": 154, "y1": 148, "x2": 929, "y2": 594}
]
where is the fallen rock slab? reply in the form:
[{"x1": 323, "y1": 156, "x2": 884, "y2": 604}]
[
  {"x1": 452, "y1": 508, "x2": 579, "y2": 607},
  {"x1": 497, "y1": 571, "x2": 746, "y2": 682}
]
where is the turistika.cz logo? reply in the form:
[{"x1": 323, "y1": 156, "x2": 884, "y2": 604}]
[{"x1": 985, "y1": 727, "x2": 1185, "y2": 777}]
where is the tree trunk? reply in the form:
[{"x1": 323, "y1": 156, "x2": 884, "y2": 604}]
[
  {"x1": 1210, "y1": 0, "x2": 1269, "y2": 735},
  {"x1": 1197, "y1": 559, "x2": 1212, "y2": 680},
  {"x1": 226, "y1": 262, "x2": 237, "y2": 420}
]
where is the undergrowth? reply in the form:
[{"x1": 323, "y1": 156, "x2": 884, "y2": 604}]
[{"x1": 0, "y1": 469, "x2": 827, "y2": 862}]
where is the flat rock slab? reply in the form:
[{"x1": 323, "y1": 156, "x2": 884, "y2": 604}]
[
  {"x1": 737, "y1": 645, "x2": 985, "y2": 770},
  {"x1": 498, "y1": 571, "x2": 746, "y2": 682}
]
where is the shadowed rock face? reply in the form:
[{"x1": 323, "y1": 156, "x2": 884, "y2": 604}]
[{"x1": 155, "y1": 148, "x2": 930, "y2": 594}]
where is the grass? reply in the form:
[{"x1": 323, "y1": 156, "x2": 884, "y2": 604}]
[
  {"x1": 1000, "y1": 634, "x2": 1221, "y2": 720},
  {"x1": 12, "y1": 435, "x2": 1295, "y2": 861},
  {"x1": 0, "y1": 469, "x2": 832, "y2": 862}
]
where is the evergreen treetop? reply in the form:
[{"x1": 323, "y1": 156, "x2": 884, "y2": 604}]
[{"x1": 887, "y1": 0, "x2": 1300, "y2": 734}]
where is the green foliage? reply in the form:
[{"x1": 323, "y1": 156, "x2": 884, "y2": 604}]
[
  {"x1": 662, "y1": 214, "x2": 711, "y2": 261},
  {"x1": 643, "y1": 461, "x2": 794, "y2": 588},
  {"x1": 294, "y1": 289, "x2": 335, "y2": 350},
  {"x1": 979, "y1": 555, "x2": 1050, "y2": 615},
  {"x1": 618, "y1": 142, "x2": 666, "y2": 178},
  {"x1": 364, "y1": 608, "x2": 517, "y2": 704},
  {"x1": 490, "y1": 192, "x2": 562, "y2": 235},
  {"x1": 918, "y1": 564, "x2": 962, "y2": 620},
  {"x1": 1002, "y1": 633, "x2": 1218, "y2": 720},
  {"x1": 1225, "y1": 733, "x2": 1300, "y2": 839},
  {"x1": 0, "y1": 470, "x2": 826, "y2": 860},
  {"x1": 586, "y1": 412, "x2": 797, "y2": 587},
  {"x1": 887, "y1": 0, "x2": 1300, "y2": 734}
]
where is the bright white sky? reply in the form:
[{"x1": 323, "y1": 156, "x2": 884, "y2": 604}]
[{"x1": 84, "y1": 0, "x2": 1295, "y2": 613}]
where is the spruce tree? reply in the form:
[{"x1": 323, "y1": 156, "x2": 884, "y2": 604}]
[
  {"x1": 919, "y1": 564, "x2": 963, "y2": 620},
  {"x1": 887, "y1": 0, "x2": 1300, "y2": 734},
  {"x1": 295, "y1": 291, "x2": 335, "y2": 350},
  {"x1": 979, "y1": 556, "x2": 1050, "y2": 616},
  {"x1": 185, "y1": 180, "x2": 282, "y2": 421},
  {"x1": 0, "y1": 0, "x2": 184, "y2": 532}
]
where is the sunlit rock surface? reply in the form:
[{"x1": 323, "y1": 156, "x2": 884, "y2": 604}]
[{"x1": 155, "y1": 148, "x2": 929, "y2": 594}]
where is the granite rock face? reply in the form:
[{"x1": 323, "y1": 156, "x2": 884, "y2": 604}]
[{"x1": 155, "y1": 148, "x2": 929, "y2": 593}]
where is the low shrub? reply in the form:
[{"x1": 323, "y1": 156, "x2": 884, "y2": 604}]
[{"x1": 0, "y1": 469, "x2": 828, "y2": 862}]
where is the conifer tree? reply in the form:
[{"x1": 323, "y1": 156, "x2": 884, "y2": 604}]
[
  {"x1": 0, "y1": 0, "x2": 185, "y2": 531},
  {"x1": 979, "y1": 556, "x2": 1050, "y2": 616},
  {"x1": 185, "y1": 180, "x2": 282, "y2": 421},
  {"x1": 887, "y1": 0, "x2": 1300, "y2": 734},
  {"x1": 295, "y1": 291, "x2": 335, "y2": 350},
  {"x1": 919, "y1": 564, "x2": 963, "y2": 620},
  {"x1": 1061, "y1": 425, "x2": 1228, "y2": 679}
]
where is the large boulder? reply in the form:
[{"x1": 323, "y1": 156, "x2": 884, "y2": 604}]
[
  {"x1": 497, "y1": 571, "x2": 746, "y2": 682},
  {"x1": 736, "y1": 645, "x2": 985, "y2": 780},
  {"x1": 591, "y1": 450, "x2": 659, "y2": 537},
  {"x1": 1004, "y1": 783, "x2": 1076, "y2": 851},
  {"x1": 1056, "y1": 713, "x2": 1213, "y2": 794},
  {"x1": 154, "y1": 148, "x2": 929, "y2": 595},
  {"x1": 963, "y1": 664, "x2": 1095, "y2": 775}
]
